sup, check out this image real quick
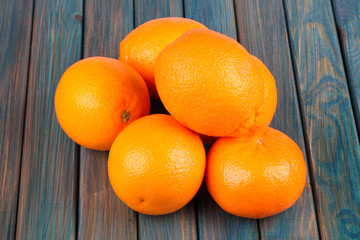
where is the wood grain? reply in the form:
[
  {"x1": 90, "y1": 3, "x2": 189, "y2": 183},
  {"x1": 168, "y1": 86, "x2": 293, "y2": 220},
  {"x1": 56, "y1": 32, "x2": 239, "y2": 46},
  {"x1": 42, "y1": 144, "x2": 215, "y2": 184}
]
[
  {"x1": 196, "y1": 183, "x2": 259, "y2": 240},
  {"x1": 77, "y1": 0, "x2": 137, "y2": 239},
  {"x1": 0, "y1": 1, "x2": 34, "y2": 239},
  {"x1": 184, "y1": 0, "x2": 259, "y2": 239},
  {"x1": 134, "y1": 1, "x2": 198, "y2": 239},
  {"x1": 184, "y1": 0, "x2": 237, "y2": 40},
  {"x1": 78, "y1": 150, "x2": 136, "y2": 239},
  {"x1": 15, "y1": 0, "x2": 83, "y2": 239},
  {"x1": 283, "y1": 0, "x2": 360, "y2": 239},
  {"x1": 139, "y1": 202, "x2": 197, "y2": 240},
  {"x1": 234, "y1": 0, "x2": 319, "y2": 239},
  {"x1": 332, "y1": 0, "x2": 360, "y2": 136},
  {"x1": 135, "y1": 0, "x2": 182, "y2": 25}
]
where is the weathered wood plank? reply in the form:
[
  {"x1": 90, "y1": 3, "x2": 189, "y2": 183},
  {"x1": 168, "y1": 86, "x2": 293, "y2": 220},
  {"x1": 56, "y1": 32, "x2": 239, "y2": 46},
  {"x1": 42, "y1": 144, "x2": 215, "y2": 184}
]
[
  {"x1": 184, "y1": 0, "x2": 237, "y2": 40},
  {"x1": 184, "y1": 0, "x2": 259, "y2": 239},
  {"x1": 78, "y1": 150, "x2": 137, "y2": 239},
  {"x1": 234, "y1": 0, "x2": 319, "y2": 239},
  {"x1": 332, "y1": 0, "x2": 360, "y2": 136},
  {"x1": 77, "y1": 0, "x2": 137, "y2": 239},
  {"x1": 283, "y1": 0, "x2": 360, "y2": 239},
  {"x1": 139, "y1": 202, "x2": 197, "y2": 240},
  {"x1": 134, "y1": 1, "x2": 198, "y2": 239},
  {"x1": 15, "y1": 0, "x2": 83, "y2": 239},
  {"x1": 0, "y1": 1, "x2": 34, "y2": 239},
  {"x1": 195, "y1": 183, "x2": 259, "y2": 240},
  {"x1": 135, "y1": 0, "x2": 182, "y2": 25}
]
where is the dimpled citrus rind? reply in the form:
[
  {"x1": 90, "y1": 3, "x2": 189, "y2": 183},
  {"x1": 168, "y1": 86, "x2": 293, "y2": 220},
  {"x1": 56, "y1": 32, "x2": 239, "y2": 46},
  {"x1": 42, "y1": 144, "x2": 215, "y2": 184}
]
[
  {"x1": 206, "y1": 126, "x2": 306, "y2": 218},
  {"x1": 155, "y1": 28, "x2": 267, "y2": 137},
  {"x1": 108, "y1": 114, "x2": 206, "y2": 215},
  {"x1": 120, "y1": 17, "x2": 207, "y2": 98},
  {"x1": 55, "y1": 57, "x2": 150, "y2": 151}
]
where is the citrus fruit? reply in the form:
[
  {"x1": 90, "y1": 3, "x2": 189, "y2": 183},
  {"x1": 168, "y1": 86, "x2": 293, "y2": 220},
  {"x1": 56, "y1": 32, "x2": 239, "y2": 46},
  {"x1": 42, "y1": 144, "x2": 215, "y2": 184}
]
[
  {"x1": 155, "y1": 28, "x2": 278, "y2": 137},
  {"x1": 54, "y1": 57, "x2": 150, "y2": 151},
  {"x1": 206, "y1": 126, "x2": 306, "y2": 219},
  {"x1": 108, "y1": 114, "x2": 206, "y2": 215},
  {"x1": 119, "y1": 17, "x2": 207, "y2": 98},
  {"x1": 251, "y1": 55, "x2": 277, "y2": 126}
]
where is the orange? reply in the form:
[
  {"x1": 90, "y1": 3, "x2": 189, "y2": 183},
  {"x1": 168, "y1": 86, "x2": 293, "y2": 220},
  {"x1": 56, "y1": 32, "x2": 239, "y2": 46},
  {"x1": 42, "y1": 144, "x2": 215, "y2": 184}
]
[
  {"x1": 206, "y1": 126, "x2": 306, "y2": 219},
  {"x1": 54, "y1": 57, "x2": 150, "y2": 151},
  {"x1": 108, "y1": 114, "x2": 206, "y2": 215},
  {"x1": 155, "y1": 28, "x2": 277, "y2": 137},
  {"x1": 119, "y1": 17, "x2": 207, "y2": 98},
  {"x1": 251, "y1": 55, "x2": 277, "y2": 126}
]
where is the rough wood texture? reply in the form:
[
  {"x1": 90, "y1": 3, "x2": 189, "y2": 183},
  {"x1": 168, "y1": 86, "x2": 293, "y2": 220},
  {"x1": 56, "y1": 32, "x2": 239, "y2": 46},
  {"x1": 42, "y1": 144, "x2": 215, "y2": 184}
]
[
  {"x1": 283, "y1": 0, "x2": 360, "y2": 239},
  {"x1": 234, "y1": 0, "x2": 319, "y2": 239},
  {"x1": 332, "y1": 0, "x2": 360, "y2": 135},
  {"x1": 184, "y1": 0, "x2": 237, "y2": 40},
  {"x1": 78, "y1": 150, "x2": 136, "y2": 239},
  {"x1": 184, "y1": 0, "x2": 259, "y2": 239},
  {"x1": 0, "y1": 1, "x2": 34, "y2": 239},
  {"x1": 77, "y1": 0, "x2": 137, "y2": 239},
  {"x1": 135, "y1": 0, "x2": 182, "y2": 25},
  {"x1": 15, "y1": 0, "x2": 83, "y2": 239},
  {"x1": 196, "y1": 184, "x2": 259, "y2": 240},
  {"x1": 139, "y1": 202, "x2": 197, "y2": 240}
]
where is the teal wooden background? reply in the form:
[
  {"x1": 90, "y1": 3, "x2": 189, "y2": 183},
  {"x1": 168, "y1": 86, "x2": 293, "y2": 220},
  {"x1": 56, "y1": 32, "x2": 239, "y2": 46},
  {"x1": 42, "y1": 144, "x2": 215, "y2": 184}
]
[{"x1": 0, "y1": 0, "x2": 359, "y2": 239}]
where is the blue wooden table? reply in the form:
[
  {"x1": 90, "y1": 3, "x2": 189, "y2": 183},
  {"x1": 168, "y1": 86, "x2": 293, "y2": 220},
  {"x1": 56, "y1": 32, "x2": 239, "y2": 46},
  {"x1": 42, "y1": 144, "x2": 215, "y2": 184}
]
[{"x1": 1, "y1": 0, "x2": 359, "y2": 239}]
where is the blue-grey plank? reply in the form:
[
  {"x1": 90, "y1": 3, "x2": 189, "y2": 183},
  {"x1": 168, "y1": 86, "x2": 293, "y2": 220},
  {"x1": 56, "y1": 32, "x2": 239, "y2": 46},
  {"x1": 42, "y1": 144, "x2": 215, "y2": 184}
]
[
  {"x1": 0, "y1": 1, "x2": 34, "y2": 239},
  {"x1": 139, "y1": 203, "x2": 197, "y2": 240},
  {"x1": 77, "y1": 0, "x2": 137, "y2": 239},
  {"x1": 184, "y1": 0, "x2": 237, "y2": 40},
  {"x1": 283, "y1": 0, "x2": 360, "y2": 239},
  {"x1": 15, "y1": 0, "x2": 83, "y2": 239},
  {"x1": 135, "y1": 0, "x2": 182, "y2": 25},
  {"x1": 234, "y1": 0, "x2": 319, "y2": 239},
  {"x1": 332, "y1": 0, "x2": 360, "y2": 137},
  {"x1": 195, "y1": 184, "x2": 259, "y2": 240},
  {"x1": 78, "y1": 150, "x2": 136, "y2": 239},
  {"x1": 184, "y1": 0, "x2": 259, "y2": 239}
]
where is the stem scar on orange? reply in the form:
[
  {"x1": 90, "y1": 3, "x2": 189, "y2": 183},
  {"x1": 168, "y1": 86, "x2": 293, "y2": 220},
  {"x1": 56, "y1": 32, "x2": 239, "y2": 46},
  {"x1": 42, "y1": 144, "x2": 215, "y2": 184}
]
[
  {"x1": 54, "y1": 57, "x2": 150, "y2": 151},
  {"x1": 206, "y1": 126, "x2": 307, "y2": 219}
]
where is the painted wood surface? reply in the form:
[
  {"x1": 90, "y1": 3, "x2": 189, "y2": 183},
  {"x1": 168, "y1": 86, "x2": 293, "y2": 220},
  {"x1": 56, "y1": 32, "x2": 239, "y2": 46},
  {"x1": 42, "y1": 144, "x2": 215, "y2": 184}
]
[
  {"x1": 184, "y1": 0, "x2": 237, "y2": 40},
  {"x1": 138, "y1": 204, "x2": 197, "y2": 240},
  {"x1": 332, "y1": 0, "x2": 360, "y2": 136},
  {"x1": 283, "y1": 0, "x2": 360, "y2": 239},
  {"x1": 135, "y1": 0, "x2": 182, "y2": 25},
  {"x1": 15, "y1": 0, "x2": 83, "y2": 239},
  {"x1": 77, "y1": 0, "x2": 137, "y2": 239},
  {"x1": 195, "y1": 183, "x2": 259, "y2": 240},
  {"x1": 184, "y1": 1, "x2": 259, "y2": 239},
  {"x1": 234, "y1": 0, "x2": 319, "y2": 239},
  {"x1": 0, "y1": 1, "x2": 34, "y2": 239}
]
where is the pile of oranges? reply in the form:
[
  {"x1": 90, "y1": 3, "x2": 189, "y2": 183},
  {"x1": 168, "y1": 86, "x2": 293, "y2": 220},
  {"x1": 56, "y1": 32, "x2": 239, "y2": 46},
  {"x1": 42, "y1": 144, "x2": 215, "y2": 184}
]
[{"x1": 55, "y1": 17, "x2": 306, "y2": 219}]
